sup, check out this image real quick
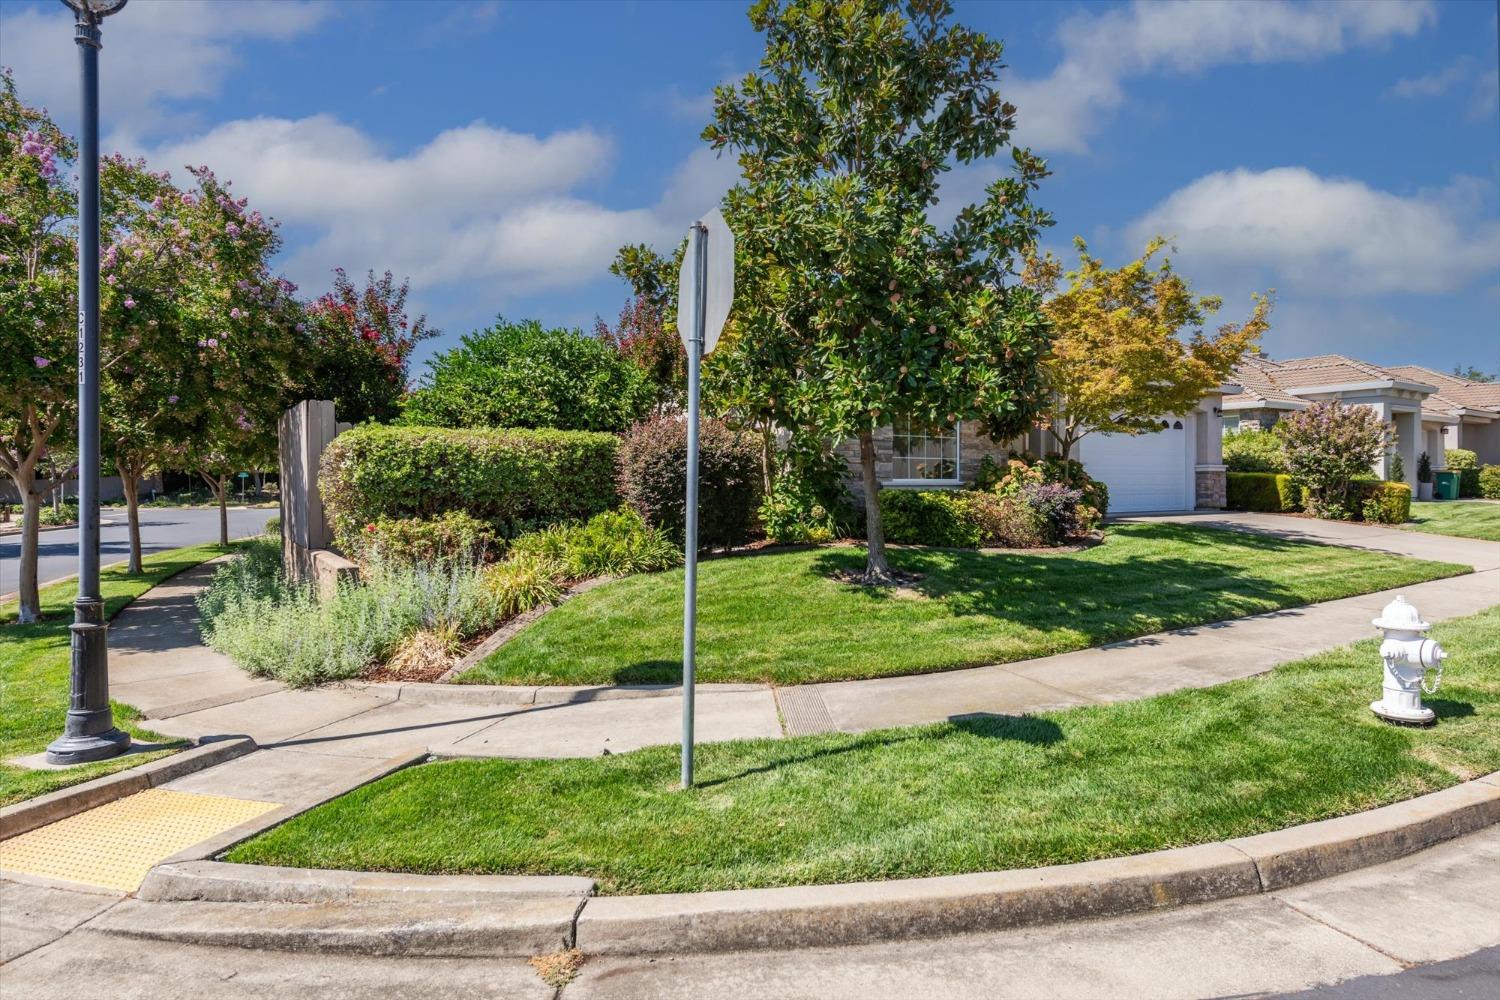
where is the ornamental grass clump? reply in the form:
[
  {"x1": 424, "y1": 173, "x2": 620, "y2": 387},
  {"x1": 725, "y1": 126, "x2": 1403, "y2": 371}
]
[{"x1": 508, "y1": 508, "x2": 680, "y2": 581}]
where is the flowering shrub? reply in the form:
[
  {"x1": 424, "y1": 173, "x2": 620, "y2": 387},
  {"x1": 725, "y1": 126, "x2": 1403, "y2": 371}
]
[
  {"x1": 1021, "y1": 482, "x2": 1086, "y2": 544},
  {"x1": 1223, "y1": 429, "x2": 1287, "y2": 473},
  {"x1": 1275, "y1": 400, "x2": 1389, "y2": 519},
  {"x1": 320, "y1": 425, "x2": 619, "y2": 553},
  {"x1": 617, "y1": 415, "x2": 762, "y2": 550},
  {"x1": 974, "y1": 454, "x2": 1108, "y2": 530}
]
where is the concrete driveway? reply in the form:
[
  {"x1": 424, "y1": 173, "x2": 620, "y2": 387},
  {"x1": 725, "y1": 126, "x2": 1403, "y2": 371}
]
[{"x1": 0, "y1": 506, "x2": 276, "y2": 597}]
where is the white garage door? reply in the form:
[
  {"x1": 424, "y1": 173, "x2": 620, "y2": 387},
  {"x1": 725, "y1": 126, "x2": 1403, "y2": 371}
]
[{"x1": 1078, "y1": 420, "x2": 1192, "y2": 513}]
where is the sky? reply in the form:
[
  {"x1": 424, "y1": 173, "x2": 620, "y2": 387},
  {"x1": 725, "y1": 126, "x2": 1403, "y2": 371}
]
[{"x1": 3, "y1": 0, "x2": 1497, "y2": 378}]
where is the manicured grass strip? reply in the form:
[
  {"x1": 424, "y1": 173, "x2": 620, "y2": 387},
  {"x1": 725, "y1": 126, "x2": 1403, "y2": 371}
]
[
  {"x1": 229, "y1": 608, "x2": 1500, "y2": 895},
  {"x1": 1402, "y1": 501, "x2": 1500, "y2": 542},
  {"x1": 0, "y1": 543, "x2": 232, "y2": 806},
  {"x1": 467, "y1": 522, "x2": 1467, "y2": 686}
]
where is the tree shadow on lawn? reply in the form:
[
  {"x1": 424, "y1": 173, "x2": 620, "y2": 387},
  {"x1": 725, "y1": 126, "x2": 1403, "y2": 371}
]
[
  {"x1": 696, "y1": 713, "x2": 1063, "y2": 789},
  {"x1": 602, "y1": 526, "x2": 1375, "y2": 685}
]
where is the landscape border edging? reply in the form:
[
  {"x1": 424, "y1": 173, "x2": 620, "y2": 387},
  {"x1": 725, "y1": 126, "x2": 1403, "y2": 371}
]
[
  {"x1": 0, "y1": 735, "x2": 257, "y2": 842},
  {"x1": 120, "y1": 772, "x2": 1499, "y2": 957}
]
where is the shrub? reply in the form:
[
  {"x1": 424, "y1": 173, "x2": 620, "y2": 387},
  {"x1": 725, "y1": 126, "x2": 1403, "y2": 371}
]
[
  {"x1": 508, "y1": 508, "x2": 680, "y2": 580},
  {"x1": 881, "y1": 486, "x2": 1080, "y2": 549},
  {"x1": 1458, "y1": 468, "x2": 1481, "y2": 498},
  {"x1": 1223, "y1": 429, "x2": 1286, "y2": 473},
  {"x1": 360, "y1": 511, "x2": 497, "y2": 566},
  {"x1": 401, "y1": 318, "x2": 656, "y2": 433},
  {"x1": 1275, "y1": 400, "x2": 1389, "y2": 515},
  {"x1": 1417, "y1": 451, "x2": 1432, "y2": 485},
  {"x1": 1226, "y1": 472, "x2": 1300, "y2": 513},
  {"x1": 263, "y1": 515, "x2": 281, "y2": 537},
  {"x1": 320, "y1": 424, "x2": 618, "y2": 553},
  {"x1": 1351, "y1": 480, "x2": 1410, "y2": 524},
  {"x1": 1021, "y1": 481, "x2": 1086, "y2": 544},
  {"x1": 1481, "y1": 465, "x2": 1500, "y2": 500},
  {"x1": 35, "y1": 502, "x2": 78, "y2": 527},
  {"x1": 481, "y1": 552, "x2": 565, "y2": 620},
  {"x1": 1445, "y1": 448, "x2": 1478, "y2": 469},
  {"x1": 1388, "y1": 452, "x2": 1404, "y2": 485},
  {"x1": 759, "y1": 447, "x2": 858, "y2": 544},
  {"x1": 617, "y1": 415, "x2": 762, "y2": 550},
  {"x1": 198, "y1": 538, "x2": 508, "y2": 687},
  {"x1": 978, "y1": 454, "x2": 1108, "y2": 530},
  {"x1": 880, "y1": 490, "x2": 980, "y2": 548}
]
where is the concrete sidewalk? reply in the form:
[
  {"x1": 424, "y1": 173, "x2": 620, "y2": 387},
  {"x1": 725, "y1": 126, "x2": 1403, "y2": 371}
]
[{"x1": 3, "y1": 823, "x2": 1496, "y2": 998}]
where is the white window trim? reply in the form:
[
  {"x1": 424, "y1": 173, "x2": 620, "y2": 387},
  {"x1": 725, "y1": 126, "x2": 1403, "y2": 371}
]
[{"x1": 886, "y1": 419, "x2": 963, "y2": 487}]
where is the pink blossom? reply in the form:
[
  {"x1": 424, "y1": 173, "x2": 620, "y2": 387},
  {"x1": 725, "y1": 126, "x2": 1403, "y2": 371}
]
[
  {"x1": 295, "y1": 323, "x2": 306, "y2": 333},
  {"x1": 168, "y1": 395, "x2": 179, "y2": 404},
  {"x1": 33, "y1": 356, "x2": 50, "y2": 368},
  {"x1": 225, "y1": 222, "x2": 240, "y2": 237},
  {"x1": 206, "y1": 337, "x2": 219, "y2": 348},
  {"x1": 105, "y1": 274, "x2": 117, "y2": 286},
  {"x1": 197, "y1": 339, "x2": 208, "y2": 348},
  {"x1": 123, "y1": 298, "x2": 136, "y2": 309},
  {"x1": 229, "y1": 308, "x2": 242, "y2": 319}
]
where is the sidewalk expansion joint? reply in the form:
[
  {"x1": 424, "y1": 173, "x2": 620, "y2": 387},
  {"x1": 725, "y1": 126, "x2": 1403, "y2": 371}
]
[{"x1": 1271, "y1": 897, "x2": 1415, "y2": 969}]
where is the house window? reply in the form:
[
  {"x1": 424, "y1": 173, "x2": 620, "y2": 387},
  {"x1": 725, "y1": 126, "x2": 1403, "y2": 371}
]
[{"x1": 890, "y1": 416, "x2": 960, "y2": 483}]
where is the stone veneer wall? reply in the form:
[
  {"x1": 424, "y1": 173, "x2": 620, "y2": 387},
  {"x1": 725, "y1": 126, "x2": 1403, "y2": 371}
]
[{"x1": 1195, "y1": 467, "x2": 1227, "y2": 510}]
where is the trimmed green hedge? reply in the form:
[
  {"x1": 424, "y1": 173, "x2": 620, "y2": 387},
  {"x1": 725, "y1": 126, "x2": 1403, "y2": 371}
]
[
  {"x1": 1481, "y1": 465, "x2": 1500, "y2": 500},
  {"x1": 880, "y1": 489, "x2": 981, "y2": 548},
  {"x1": 1351, "y1": 480, "x2": 1410, "y2": 524},
  {"x1": 1226, "y1": 472, "x2": 1300, "y2": 513},
  {"x1": 320, "y1": 425, "x2": 619, "y2": 553},
  {"x1": 1459, "y1": 468, "x2": 1481, "y2": 498}
]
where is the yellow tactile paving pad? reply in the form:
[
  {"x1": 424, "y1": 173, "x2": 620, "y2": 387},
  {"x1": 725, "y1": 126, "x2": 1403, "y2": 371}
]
[{"x1": 0, "y1": 788, "x2": 280, "y2": 892}]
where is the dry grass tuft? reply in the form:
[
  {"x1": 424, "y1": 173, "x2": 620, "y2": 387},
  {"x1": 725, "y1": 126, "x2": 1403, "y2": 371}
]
[{"x1": 529, "y1": 947, "x2": 584, "y2": 988}]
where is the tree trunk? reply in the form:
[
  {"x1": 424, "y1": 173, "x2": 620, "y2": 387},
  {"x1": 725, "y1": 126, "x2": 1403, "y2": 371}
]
[
  {"x1": 14, "y1": 485, "x2": 43, "y2": 623},
  {"x1": 201, "y1": 471, "x2": 229, "y2": 546},
  {"x1": 760, "y1": 423, "x2": 777, "y2": 494},
  {"x1": 118, "y1": 463, "x2": 142, "y2": 574},
  {"x1": 858, "y1": 430, "x2": 893, "y2": 585}
]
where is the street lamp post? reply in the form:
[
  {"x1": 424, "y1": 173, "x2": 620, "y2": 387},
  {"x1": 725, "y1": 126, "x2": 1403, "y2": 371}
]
[{"x1": 47, "y1": 0, "x2": 131, "y2": 766}]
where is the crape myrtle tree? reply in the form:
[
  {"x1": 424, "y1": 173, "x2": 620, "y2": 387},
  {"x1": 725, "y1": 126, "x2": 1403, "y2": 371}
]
[
  {"x1": 1, "y1": 72, "x2": 80, "y2": 621},
  {"x1": 596, "y1": 244, "x2": 687, "y2": 411},
  {"x1": 1275, "y1": 400, "x2": 1390, "y2": 519},
  {"x1": 705, "y1": 0, "x2": 1054, "y2": 583},
  {"x1": 1024, "y1": 237, "x2": 1270, "y2": 460},
  {"x1": 103, "y1": 163, "x2": 301, "y2": 564},
  {"x1": 300, "y1": 268, "x2": 433, "y2": 425}
]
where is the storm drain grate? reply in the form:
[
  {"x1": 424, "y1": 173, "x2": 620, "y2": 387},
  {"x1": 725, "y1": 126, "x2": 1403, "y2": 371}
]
[
  {"x1": 775, "y1": 686, "x2": 837, "y2": 737},
  {"x1": 0, "y1": 788, "x2": 279, "y2": 892}
]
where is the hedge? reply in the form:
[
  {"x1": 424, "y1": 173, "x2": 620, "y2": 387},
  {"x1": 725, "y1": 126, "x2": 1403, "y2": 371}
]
[
  {"x1": 881, "y1": 489, "x2": 981, "y2": 548},
  {"x1": 1226, "y1": 472, "x2": 1300, "y2": 513},
  {"x1": 1351, "y1": 480, "x2": 1410, "y2": 524},
  {"x1": 616, "y1": 415, "x2": 762, "y2": 550},
  {"x1": 319, "y1": 425, "x2": 619, "y2": 553},
  {"x1": 1481, "y1": 465, "x2": 1500, "y2": 500}
]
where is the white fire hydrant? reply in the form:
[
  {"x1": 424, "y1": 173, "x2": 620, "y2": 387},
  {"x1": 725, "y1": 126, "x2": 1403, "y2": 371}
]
[{"x1": 1370, "y1": 595, "x2": 1446, "y2": 726}]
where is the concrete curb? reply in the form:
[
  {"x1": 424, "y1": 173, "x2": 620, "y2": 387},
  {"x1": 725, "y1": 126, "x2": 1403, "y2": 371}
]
[
  {"x1": 353, "y1": 678, "x2": 766, "y2": 707},
  {"x1": 0, "y1": 736, "x2": 257, "y2": 842},
  {"x1": 109, "y1": 771, "x2": 1499, "y2": 957}
]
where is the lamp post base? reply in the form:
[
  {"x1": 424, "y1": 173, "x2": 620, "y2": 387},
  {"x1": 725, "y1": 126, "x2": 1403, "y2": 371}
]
[{"x1": 46, "y1": 726, "x2": 131, "y2": 765}]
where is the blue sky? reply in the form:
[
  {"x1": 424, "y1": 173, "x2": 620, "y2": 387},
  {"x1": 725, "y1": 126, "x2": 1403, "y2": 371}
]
[{"x1": 4, "y1": 0, "x2": 1497, "y2": 376}]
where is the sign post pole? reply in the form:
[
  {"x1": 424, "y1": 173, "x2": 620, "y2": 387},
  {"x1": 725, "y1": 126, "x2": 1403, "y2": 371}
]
[
  {"x1": 676, "y1": 209, "x2": 733, "y2": 791},
  {"x1": 681, "y1": 221, "x2": 707, "y2": 789}
]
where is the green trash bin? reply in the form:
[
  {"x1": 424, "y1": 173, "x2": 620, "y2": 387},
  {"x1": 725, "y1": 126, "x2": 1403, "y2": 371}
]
[{"x1": 1434, "y1": 471, "x2": 1459, "y2": 501}]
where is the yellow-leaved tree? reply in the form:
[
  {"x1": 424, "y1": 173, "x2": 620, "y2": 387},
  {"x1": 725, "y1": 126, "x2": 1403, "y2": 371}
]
[{"x1": 1027, "y1": 237, "x2": 1271, "y2": 458}]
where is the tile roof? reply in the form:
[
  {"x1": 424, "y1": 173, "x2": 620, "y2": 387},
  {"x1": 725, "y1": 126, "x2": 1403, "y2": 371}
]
[{"x1": 1227, "y1": 355, "x2": 1500, "y2": 416}]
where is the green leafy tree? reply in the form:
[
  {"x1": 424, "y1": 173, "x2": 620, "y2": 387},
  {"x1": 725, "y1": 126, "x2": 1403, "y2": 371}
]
[
  {"x1": 704, "y1": 0, "x2": 1054, "y2": 582},
  {"x1": 1451, "y1": 364, "x2": 1496, "y2": 383},
  {"x1": 402, "y1": 318, "x2": 656, "y2": 432}
]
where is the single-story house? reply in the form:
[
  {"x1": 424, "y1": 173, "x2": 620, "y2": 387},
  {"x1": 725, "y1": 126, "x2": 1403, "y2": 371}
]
[
  {"x1": 833, "y1": 384, "x2": 1240, "y2": 515},
  {"x1": 1223, "y1": 354, "x2": 1500, "y2": 485}
]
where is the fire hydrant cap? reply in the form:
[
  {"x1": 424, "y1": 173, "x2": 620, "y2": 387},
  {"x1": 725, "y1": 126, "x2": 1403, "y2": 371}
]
[{"x1": 1372, "y1": 595, "x2": 1431, "y2": 631}]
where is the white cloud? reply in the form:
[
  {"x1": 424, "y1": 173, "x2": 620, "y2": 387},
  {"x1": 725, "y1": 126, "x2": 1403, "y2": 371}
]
[
  {"x1": 0, "y1": 0, "x2": 332, "y2": 135},
  {"x1": 139, "y1": 115, "x2": 741, "y2": 299},
  {"x1": 1125, "y1": 166, "x2": 1500, "y2": 296},
  {"x1": 1389, "y1": 57, "x2": 1499, "y2": 120},
  {"x1": 1008, "y1": 0, "x2": 1436, "y2": 152}
]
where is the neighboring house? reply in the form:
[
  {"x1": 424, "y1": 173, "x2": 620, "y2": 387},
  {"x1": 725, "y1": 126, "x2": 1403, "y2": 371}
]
[
  {"x1": 1222, "y1": 354, "x2": 1500, "y2": 485},
  {"x1": 832, "y1": 385, "x2": 1238, "y2": 515}
]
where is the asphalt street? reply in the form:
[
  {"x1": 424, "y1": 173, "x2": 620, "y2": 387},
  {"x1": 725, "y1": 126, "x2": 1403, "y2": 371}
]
[{"x1": 0, "y1": 505, "x2": 276, "y2": 598}]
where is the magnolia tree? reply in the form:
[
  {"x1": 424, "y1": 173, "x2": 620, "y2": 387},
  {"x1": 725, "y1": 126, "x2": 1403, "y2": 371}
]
[
  {"x1": 1275, "y1": 400, "x2": 1390, "y2": 519},
  {"x1": 300, "y1": 268, "x2": 433, "y2": 425},
  {"x1": 1, "y1": 73, "x2": 81, "y2": 620},
  {"x1": 1025, "y1": 237, "x2": 1270, "y2": 460},
  {"x1": 705, "y1": 0, "x2": 1054, "y2": 583}
]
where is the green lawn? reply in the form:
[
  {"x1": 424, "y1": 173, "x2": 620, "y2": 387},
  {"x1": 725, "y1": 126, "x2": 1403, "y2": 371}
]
[
  {"x1": 466, "y1": 523, "x2": 1467, "y2": 686},
  {"x1": 0, "y1": 543, "x2": 230, "y2": 806},
  {"x1": 1403, "y1": 500, "x2": 1500, "y2": 542},
  {"x1": 228, "y1": 607, "x2": 1500, "y2": 895}
]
